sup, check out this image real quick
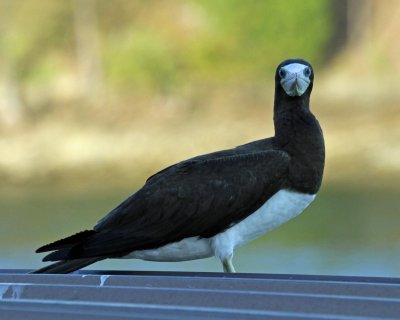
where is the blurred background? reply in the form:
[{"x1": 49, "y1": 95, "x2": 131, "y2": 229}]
[{"x1": 1, "y1": 0, "x2": 400, "y2": 276}]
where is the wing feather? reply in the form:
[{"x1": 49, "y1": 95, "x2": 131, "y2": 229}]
[
  {"x1": 50, "y1": 150, "x2": 290, "y2": 260},
  {"x1": 45, "y1": 150, "x2": 290, "y2": 261}
]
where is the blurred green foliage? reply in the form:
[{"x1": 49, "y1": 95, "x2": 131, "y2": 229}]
[
  {"x1": 195, "y1": 0, "x2": 332, "y2": 79},
  {"x1": 1, "y1": 0, "x2": 333, "y2": 95},
  {"x1": 104, "y1": 31, "x2": 180, "y2": 92}
]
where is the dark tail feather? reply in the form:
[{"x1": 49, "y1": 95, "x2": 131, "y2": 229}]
[
  {"x1": 43, "y1": 248, "x2": 73, "y2": 262},
  {"x1": 30, "y1": 257, "x2": 103, "y2": 274},
  {"x1": 36, "y1": 230, "x2": 96, "y2": 253}
]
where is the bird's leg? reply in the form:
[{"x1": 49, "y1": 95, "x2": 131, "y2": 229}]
[{"x1": 222, "y1": 256, "x2": 236, "y2": 273}]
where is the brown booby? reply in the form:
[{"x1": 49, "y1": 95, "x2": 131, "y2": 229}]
[{"x1": 33, "y1": 58, "x2": 325, "y2": 274}]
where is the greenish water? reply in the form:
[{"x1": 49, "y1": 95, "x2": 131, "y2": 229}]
[{"x1": 1, "y1": 183, "x2": 400, "y2": 276}]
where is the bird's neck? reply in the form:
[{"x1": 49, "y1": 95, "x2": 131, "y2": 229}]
[
  {"x1": 273, "y1": 93, "x2": 314, "y2": 145},
  {"x1": 273, "y1": 92, "x2": 325, "y2": 194}
]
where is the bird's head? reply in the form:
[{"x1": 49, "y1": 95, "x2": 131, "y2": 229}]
[{"x1": 275, "y1": 59, "x2": 314, "y2": 97}]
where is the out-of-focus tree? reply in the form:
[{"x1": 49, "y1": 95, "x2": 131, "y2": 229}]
[
  {"x1": 332, "y1": 0, "x2": 400, "y2": 75},
  {"x1": 0, "y1": 0, "x2": 74, "y2": 126},
  {"x1": 0, "y1": 0, "x2": 338, "y2": 124},
  {"x1": 99, "y1": 0, "x2": 333, "y2": 93},
  {"x1": 73, "y1": 0, "x2": 104, "y2": 103},
  {"x1": 188, "y1": 0, "x2": 333, "y2": 79},
  {"x1": 0, "y1": 1, "x2": 24, "y2": 126}
]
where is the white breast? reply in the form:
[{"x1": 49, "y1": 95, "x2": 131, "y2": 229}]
[
  {"x1": 211, "y1": 189, "x2": 316, "y2": 260},
  {"x1": 123, "y1": 189, "x2": 315, "y2": 262}
]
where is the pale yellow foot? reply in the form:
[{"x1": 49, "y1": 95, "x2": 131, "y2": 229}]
[{"x1": 222, "y1": 257, "x2": 236, "y2": 273}]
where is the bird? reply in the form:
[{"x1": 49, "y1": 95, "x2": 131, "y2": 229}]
[{"x1": 32, "y1": 58, "x2": 325, "y2": 274}]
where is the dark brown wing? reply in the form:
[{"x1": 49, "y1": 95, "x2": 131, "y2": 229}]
[
  {"x1": 43, "y1": 149, "x2": 289, "y2": 261},
  {"x1": 145, "y1": 137, "x2": 275, "y2": 184},
  {"x1": 92, "y1": 151, "x2": 286, "y2": 256}
]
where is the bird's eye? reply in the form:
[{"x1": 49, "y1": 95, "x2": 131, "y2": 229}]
[
  {"x1": 304, "y1": 67, "x2": 311, "y2": 77},
  {"x1": 279, "y1": 69, "x2": 286, "y2": 78}
]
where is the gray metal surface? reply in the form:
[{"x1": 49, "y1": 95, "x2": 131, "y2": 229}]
[{"x1": 0, "y1": 270, "x2": 399, "y2": 319}]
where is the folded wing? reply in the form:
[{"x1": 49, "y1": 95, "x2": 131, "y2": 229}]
[{"x1": 42, "y1": 150, "x2": 290, "y2": 261}]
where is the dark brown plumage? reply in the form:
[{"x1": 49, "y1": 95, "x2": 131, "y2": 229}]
[{"x1": 33, "y1": 58, "x2": 324, "y2": 274}]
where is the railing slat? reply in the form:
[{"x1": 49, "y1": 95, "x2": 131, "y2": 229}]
[{"x1": 0, "y1": 270, "x2": 398, "y2": 319}]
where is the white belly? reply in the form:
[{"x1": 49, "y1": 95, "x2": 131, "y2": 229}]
[
  {"x1": 123, "y1": 189, "x2": 316, "y2": 262},
  {"x1": 124, "y1": 236, "x2": 213, "y2": 262}
]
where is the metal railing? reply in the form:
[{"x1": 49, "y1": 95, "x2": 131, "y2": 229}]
[{"x1": 0, "y1": 269, "x2": 399, "y2": 319}]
